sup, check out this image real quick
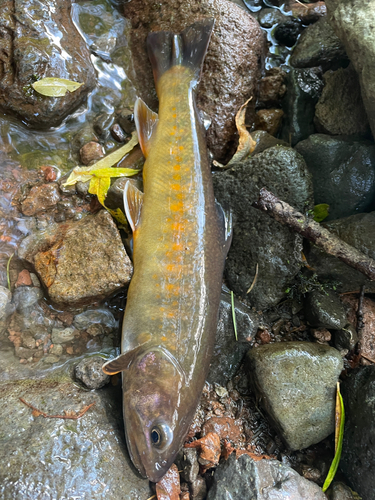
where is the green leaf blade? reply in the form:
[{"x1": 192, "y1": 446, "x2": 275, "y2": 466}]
[
  {"x1": 322, "y1": 382, "x2": 345, "y2": 492},
  {"x1": 313, "y1": 203, "x2": 330, "y2": 223},
  {"x1": 32, "y1": 78, "x2": 84, "y2": 97}
]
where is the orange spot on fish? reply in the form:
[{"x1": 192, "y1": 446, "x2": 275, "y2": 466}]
[
  {"x1": 172, "y1": 243, "x2": 183, "y2": 252},
  {"x1": 170, "y1": 201, "x2": 184, "y2": 212},
  {"x1": 171, "y1": 184, "x2": 181, "y2": 191},
  {"x1": 161, "y1": 336, "x2": 167, "y2": 341},
  {"x1": 172, "y1": 301, "x2": 178, "y2": 306},
  {"x1": 152, "y1": 274, "x2": 158, "y2": 280},
  {"x1": 173, "y1": 165, "x2": 181, "y2": 171},
  {"x1": 166, "y1": 284, "x2": 175, "y2": 291},
  {"x1": 172, "y1": 114, "x2": 177, "y2": 118},
  {"x1": 179, "y1": 146, "x2": 184, "y2": 151},
  {"x1": 171, "y1": 222, "x2": 184, "y2": 231},
  {"x1": 173, "y1": 173, "x2": 181, "y2": 180}
]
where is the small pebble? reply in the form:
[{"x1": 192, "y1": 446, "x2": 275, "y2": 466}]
[
  {"x1": 79, "y1": 142, "x2": 104, "y2": 166},
  {"x1": 111, "y1": 123, "x2": 128, "y2": 143},
  {"x1": 74, "y1": 356, "x2": 110, "y2": 390},
  {"x1": 43, "y1": 355, "x2": 60, "y2": 364}
]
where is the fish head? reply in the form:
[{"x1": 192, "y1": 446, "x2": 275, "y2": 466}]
[{"x1": 123, "y1": 346, "x2": 188, "y2": 482}]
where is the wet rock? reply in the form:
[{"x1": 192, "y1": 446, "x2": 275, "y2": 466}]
[
  {"x1": 246, "y1": 342, "x2": 343, "y2": 450},
  {"x1": 257, "y1": 68, "x2": 287, "y2": 107},
  {"x1": 15, "y1": 346, "x2": 38, "y2": 359},
  {"x1": 254, "y1": 109, "x2": 284, "y2": 136},
  {"x1": 295, "y1": 134, "x2": 375, "y2": 220},
  {"x1": 12, "y1": 286, "x2": 43, "y2": 314},
  {"x1": 202, "y1": 416, "x2": 242, "y2": 443},
  {"x1": 280, "y1": 67, "x2": 323, "y2": 146},
  {"x1": 0, "y1": 371, "x2": 152, "y2": 498},
  {"x1": 177, "y1": 448, "x2": 200, "y2": 484},
  {"x1": 40, "y1": 165, "x2": 58, "y2": 183},
  {"x1": 15, "y1": 270, "x2": 32, "y2": 287},
  {"x1": 315, "y1": 66, "x2": 370, "y2": 137},
  {"x1": 213, "y1": 146, "x2": 313, "y2": 309},
  {"x1": 208, "y1": 291, "x2": 259, "y2": 385},
  {"x1": 74, "y1": 355, "x2": 110, "y2": 390},
  {"x1": 340, "y1": 366, "x2": 375, "y2": 500},
  {"x1": 22, "y1": 210, "x2": 132, "y2": 307},
  {"x1": 110, "y1": 123, "x2": 127, "y2": 143},
  {"x1": 190, "y1": 476, "x2": 207, "y2": 500},
  {"x1": 93, "y1": 112, "x2": 115, "y2": 140},
  {"x1": 305, "y1": 212, "x2": 375, "y2": 293},
  {"x1": 311, "y1": 328, "x2": 332, "y2": 344},
  {"x1": 290, "y1": 1, "x2": 327, "y2": 24},
  {"x1": 304, "y1": 290, "x2": 347, "y2": 330},
  {"x1": 0, "y1": 286, "x2": 12, "y2": 321},
  {"x1": 42, "y1": 354, "x2": 60, "y2": 364},
  {"x1": 21, "y1": 184, "x2": 60, "y2": 216},
  {"x1": 258, "y1": 8, "x2": 287, "y2": 28},
  {"x1": 50, "y1": 344, "x2": 63, "y2": 356},
  {"x1": 325, "y1": 0, "x2": 375, "y2": 143},
  {"x1": 79, "y1": 142, "x2": 104, "y2": 166},
  {"x1": 207, "y1": 453, "x2": 326, "y2": 499},
  {"x1": 123, "y1": 0, "x2": 264, "y2": 162},
  {"x1": 0, "y1": 0, "x2": 95, "y2": 128},
  {"x1": 73, "y1": 308, "x2": 117, "y2": 331},
  {"x1": 274, "y1": 18, "x2": 303, "y2": 47},
  {"x1": 326, "y1": 482, "x2": 356, "y2": 500},
  {"x1": 115, "y1": 107, "x2": 135, "y2": 135},
  {"x1": 333, "y1": 324, "x2": 358, "y2": 351},
  {"x1": 290, "y1": 17, "x2": 348, "y2": 71},
  {"x1": 250, "y1": 130, "x2": 289, "y2": 156},
  {"x1": 51, "y1": 327, "x2": 76, "y2": 344}
]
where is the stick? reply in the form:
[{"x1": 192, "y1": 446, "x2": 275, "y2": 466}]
[
  {"x1": 19, "y1": 398, "x2": 95, "y2": 419},
  {"x1": 252, "y1": 188, "x2": 375, "y2": 281}
]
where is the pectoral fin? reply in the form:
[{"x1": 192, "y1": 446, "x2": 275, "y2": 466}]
[
  {"x1": 102, "y1": 349, "x2": 139, "y2": 375},
  {"x1": 124, "y1": 181, "x2": 144, "y2": 232},
  {"x1": 134, "y1": 97, "x2": 158, "y2": 158}
]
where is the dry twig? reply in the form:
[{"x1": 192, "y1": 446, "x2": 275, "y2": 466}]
[
  {"x1": 252, "y1": 188, "x2": 375, "y2": 281},
  {"x1": 19, "y1": 398, "x2": 95, "y2": 419}
]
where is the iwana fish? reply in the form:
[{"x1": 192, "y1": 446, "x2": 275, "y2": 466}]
[{"x1": 103, "y1": 19, "x2": 232, "y2": 482}]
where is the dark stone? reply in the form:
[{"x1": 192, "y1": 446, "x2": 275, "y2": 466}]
[
  {"x1": 207, "y1": 453, "x2": 326, "y2": 499},
  {"x1": 295, "y1": 134, "x2": 375, "y2": 220},
  {"x1": 111, "y1": 123, "x2": 127, "y2": 143},
  {"x1": 213, "y1": 146, "x2": 313, "y2": 309},
  {"x1": 93, "y1": 112, "x2": 115, "y2": 140},
  {"x1": 246, "y1": 342, "x2": 343, "y2": 450},
  {"x1": 116, "y1": 107, "x2": 135, "y2": 135},
  {"x1": 257, "y1": 68, "x2": 287, "y2": 108},
  {"x1": 0, "y1": 0, "x2": 96, "y2": 127},
  {"x1": 250, "y1": 130, "x2": 289, "y2": 156},
  {"x1": 176, "y1": 448, "x2": 199, "y2": 484},
  {"x1": 207, "y1": 291, "x2": 259, "y2": 386},
  {"x1": 258, "y1": 8, "x2": 287, "y2": 29},
  {"x1": 333, "y1": 324, "x2": 358, "y2": 351},
  {"x1": 74, "y1": 356, "x2": 111, "y2": 390},
  {"x1": 290, "y1": 16, "x2": 349, "y2": 71},
  {"x1": 340, "y1": 366, "x2": 375, "y2": 500},
  {"x1": 305, "y1": 212, "x2": 375, "y2": 293},
  {"x1": 274, "y1": 19, "x2": 303, "y2": 47},
  {"x1": 304, "y1": 290, "x2": 347, "y2": 330},
  {"x1": 281, "y1": 67, "x2": 324, "y2": 146},
  {"x1": 314, "y1": 66, "x2": 371, "y2": 138},
  {"x1": 326, "y1": 482, "x2": 356, "y2": 500}
]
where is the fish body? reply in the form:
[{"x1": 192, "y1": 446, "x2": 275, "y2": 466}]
[{"x1": 103, "y1": 20, "x2": 231, "y2": 482}]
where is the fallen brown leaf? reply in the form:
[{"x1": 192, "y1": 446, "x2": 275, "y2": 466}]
[{"x1": 184, "y1": 432, "x2": 221, "y2": 472}]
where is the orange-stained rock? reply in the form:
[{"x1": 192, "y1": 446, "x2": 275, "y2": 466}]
[
  {"x1": 15, "y1": 270, "x2": 32, "y2": 287},
  {"x1": 156, "y1": 463, "x2": 180, "y2": 499}
]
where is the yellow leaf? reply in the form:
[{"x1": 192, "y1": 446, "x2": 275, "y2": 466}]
[
  {"x1": 63, "y1": 131, "x2": 139, "y2": 187},
  {"x1": 88, "y1": 177, "x2": 110, "y2": 207},
  {"x1": 32, "y1": 78, "x2": 83, "y2": 97}
]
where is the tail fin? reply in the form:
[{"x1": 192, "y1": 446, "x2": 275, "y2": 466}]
[{"x1": 147, "y1": 18, "x2": 215, "y2": 88}]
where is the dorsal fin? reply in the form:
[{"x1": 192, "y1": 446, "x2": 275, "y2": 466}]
[
  {"x1": 134, "y1": 97, "x2": 158, "y2": 158},
  {"x1": 124, "y1": 181, "x2": 144, "y2": 232}
]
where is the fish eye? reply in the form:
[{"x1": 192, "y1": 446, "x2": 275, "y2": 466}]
[
  {"x1": 151, "y1": 427, "x2": 162, "y2": 446},
  {"x1": 150, "y1": 422, "x2": 173, "y2": 450}
]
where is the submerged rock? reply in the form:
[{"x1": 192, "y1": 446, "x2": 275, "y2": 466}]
[
  {"x1": 290, "y1": 16, "x2": 348, "y2": 71},
  {"x1": 246, "y1": 342, "x2": 342, "y2": 450},
  {"x1": 295, "y1": 134, "x2": 375, "y2": 220},
  {"x1": 213, "y1": 146, "x2": 313, "y2": 310},
  {"x1": 325, "y1": 0, "x2": 375, "y2": 142},
  {"x1": 0, "y1": 0, "x2": 96, "y2": 127},
  {"x1": 340, "y1": 366, "x2": 375, "y2": 500},
  {"x1": 123, "y1": 0, "x2": 264, "y2": 162},
  {"x1": 20, "y1": 183, "x2": 60, "y2": 216},
  {"x1": 0, "y1": 371, "x2": 152, "y2": 499},
  {"x1": 20, "y1": 210, "x2": 133, "y2": 307},
  {"x1": 207, "y1": 453, "x2": 326, "y2": 499},
  {"x1": 305, "y1": 212, "x2": 375, "y2": 293}
]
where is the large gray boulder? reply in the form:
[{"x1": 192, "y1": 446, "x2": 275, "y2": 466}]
[{"x1": 325, "y1": 0, "x2": 375, "y2": 140}]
